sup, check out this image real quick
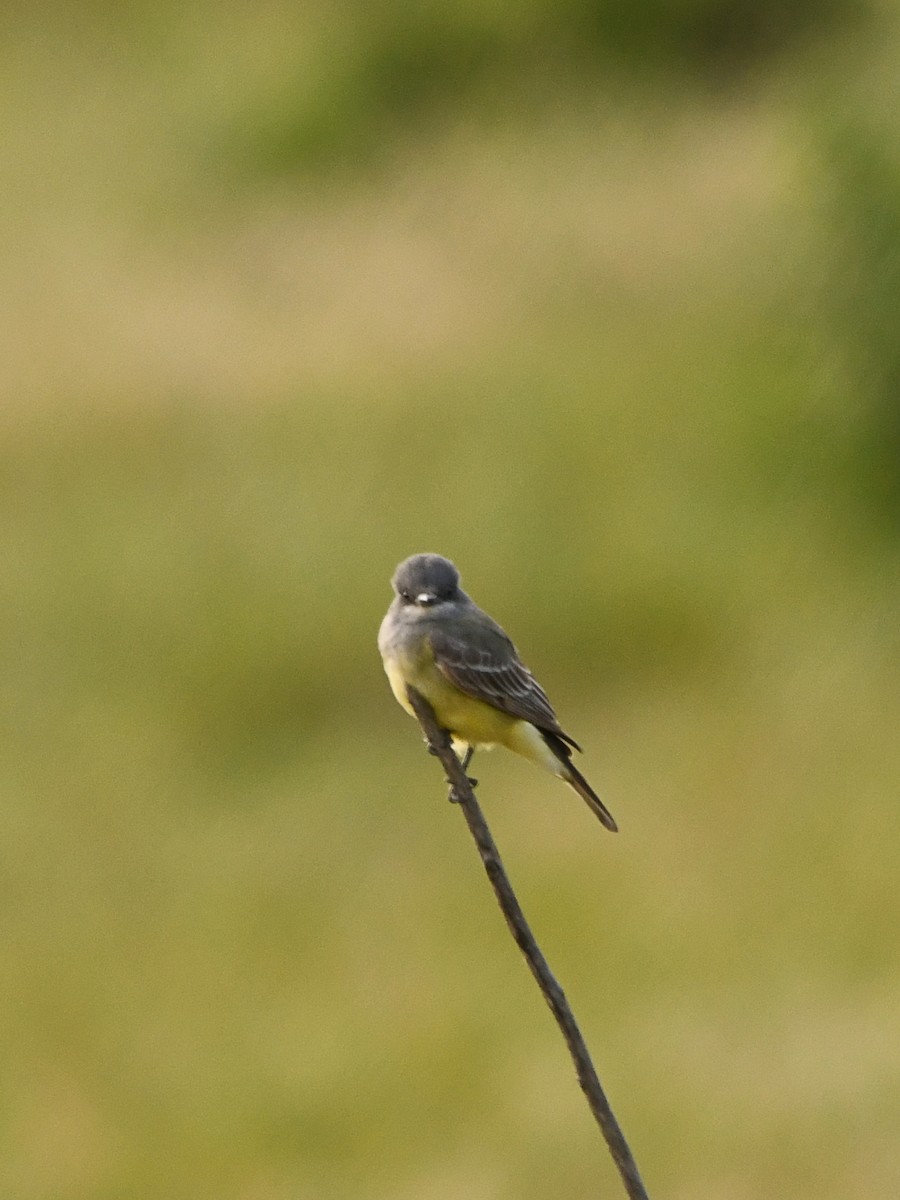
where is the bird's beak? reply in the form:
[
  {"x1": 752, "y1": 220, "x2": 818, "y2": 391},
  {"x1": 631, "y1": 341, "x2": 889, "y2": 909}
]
[{"x1": 416, "y1": 591, "x2": 438, "y2": 606}]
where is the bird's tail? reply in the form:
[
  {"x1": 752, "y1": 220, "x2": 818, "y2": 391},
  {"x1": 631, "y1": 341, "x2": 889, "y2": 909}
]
[
  {"x1": 564, "y1": 760, "x2": 619, "y2": 832},
  {"x1": 542, "y1": 732, "x2": 618, "y2": 832}
]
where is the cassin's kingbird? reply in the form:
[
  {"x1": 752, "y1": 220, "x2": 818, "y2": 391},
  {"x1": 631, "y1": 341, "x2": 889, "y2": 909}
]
[{"x1": 378, "y1": 553, "x2": 617, "y2": 831}]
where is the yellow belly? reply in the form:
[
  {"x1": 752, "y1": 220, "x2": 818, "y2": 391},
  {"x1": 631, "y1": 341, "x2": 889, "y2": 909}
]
[
  {"x1": 384, "y1": 648, "x2": 517, "y2": 748},
  {"x1": 383, "y1": 645, "x2": 564, "y2": 780}
]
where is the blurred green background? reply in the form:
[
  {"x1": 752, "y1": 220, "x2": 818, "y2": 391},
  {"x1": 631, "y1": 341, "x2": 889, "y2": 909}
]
[{"x1": 3, "y1": 3, "x2": 900, "y2": 1198}]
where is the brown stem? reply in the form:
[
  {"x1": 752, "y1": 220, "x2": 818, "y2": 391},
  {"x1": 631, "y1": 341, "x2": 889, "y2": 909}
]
[{"x1": 407, "y1": 688, "x2": 650, "y2": 1200}]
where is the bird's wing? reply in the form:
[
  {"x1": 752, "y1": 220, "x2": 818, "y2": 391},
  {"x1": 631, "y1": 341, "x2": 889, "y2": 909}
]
[{"x1": 428, "y1": 621, "x2": 580, "y2": 749}]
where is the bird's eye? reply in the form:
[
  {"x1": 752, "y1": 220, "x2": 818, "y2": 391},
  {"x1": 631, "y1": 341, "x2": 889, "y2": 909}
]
[{"x1": 400, "y1": 589, "x2": 412, "y2": 602}]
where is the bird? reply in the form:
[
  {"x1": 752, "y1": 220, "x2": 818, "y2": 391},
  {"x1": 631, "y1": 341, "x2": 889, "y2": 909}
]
[{"x1": 378, "y1": 553, "x2": 617, "y2": 831}]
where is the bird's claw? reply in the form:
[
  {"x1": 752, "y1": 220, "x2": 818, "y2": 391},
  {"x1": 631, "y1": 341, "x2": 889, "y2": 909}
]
[
  {"x1": 425, "y1": 729, "x2": 455, "y2": 756},
  {"x1": 446, "y1": 775, "x2": 478, "y2": 803}
]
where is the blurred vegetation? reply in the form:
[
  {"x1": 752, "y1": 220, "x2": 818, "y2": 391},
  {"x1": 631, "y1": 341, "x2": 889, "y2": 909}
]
[
  {"x1": 3, "y1": 3, "x2": 900, "y2": 1199},
  {"x1": 218, "y1": 0, "x2": 871, "y2": 176}
]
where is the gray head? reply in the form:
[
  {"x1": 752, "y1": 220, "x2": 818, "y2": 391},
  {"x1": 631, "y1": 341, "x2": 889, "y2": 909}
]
[{"x1": 391, "y1": 553, "x2": 462, "y2": 609}]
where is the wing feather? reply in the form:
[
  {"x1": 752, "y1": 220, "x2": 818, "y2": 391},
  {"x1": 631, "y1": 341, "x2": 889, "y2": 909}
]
[{"x1": 428, "y1": 622, "x2": 581, "y2": 749}]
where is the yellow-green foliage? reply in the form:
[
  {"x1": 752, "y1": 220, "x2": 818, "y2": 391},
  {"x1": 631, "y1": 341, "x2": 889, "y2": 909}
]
[{"x1": 2, "y1": 6, "x2": 899, "y2": 1198}]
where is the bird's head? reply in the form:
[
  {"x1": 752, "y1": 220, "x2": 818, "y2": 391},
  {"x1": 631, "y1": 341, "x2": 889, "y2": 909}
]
[{"x1": 391, "y1": 553, "x2": 461, "y2": 609}]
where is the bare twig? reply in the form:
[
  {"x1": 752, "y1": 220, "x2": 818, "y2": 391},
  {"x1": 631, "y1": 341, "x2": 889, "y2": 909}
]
[{"x1": 407, "y1": 687, "x2": 650, "y2": 1200}]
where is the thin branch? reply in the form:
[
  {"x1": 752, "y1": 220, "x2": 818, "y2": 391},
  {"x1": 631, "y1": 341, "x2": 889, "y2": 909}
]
[{"x1": 407, "y1": 688, "x2": 650, "y2": 1200}]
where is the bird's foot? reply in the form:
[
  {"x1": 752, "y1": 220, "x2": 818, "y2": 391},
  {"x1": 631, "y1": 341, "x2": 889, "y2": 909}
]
[
  {"x1": 425, "y1": 728, "x2": 455, "y2": 755},
  {"x1": 447, "y1": 776, "x2": 478, "y2": 803}
]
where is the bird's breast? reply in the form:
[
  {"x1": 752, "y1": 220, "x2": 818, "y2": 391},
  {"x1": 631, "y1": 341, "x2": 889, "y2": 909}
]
[{"x1": 380, "y1": 623, "x2": 518, "y2": 746}]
